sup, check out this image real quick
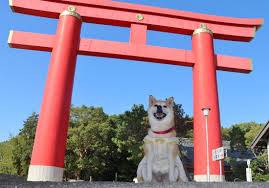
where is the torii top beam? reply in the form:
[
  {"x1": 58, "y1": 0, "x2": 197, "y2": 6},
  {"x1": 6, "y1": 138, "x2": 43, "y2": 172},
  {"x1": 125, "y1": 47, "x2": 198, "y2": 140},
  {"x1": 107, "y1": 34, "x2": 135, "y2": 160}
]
[
  {"x1": 10, "y1": 0, "x2": 263, "y2": 42},
  {"x1": 8, "y1": 0, "x2": 263, "y2": 74}
]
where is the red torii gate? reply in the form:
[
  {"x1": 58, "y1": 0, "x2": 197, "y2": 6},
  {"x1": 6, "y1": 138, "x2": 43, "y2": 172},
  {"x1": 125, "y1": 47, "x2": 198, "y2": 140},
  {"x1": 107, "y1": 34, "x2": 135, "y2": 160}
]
[{"x1": 8, "y1": 0, "x2": 263, "y2": 182}]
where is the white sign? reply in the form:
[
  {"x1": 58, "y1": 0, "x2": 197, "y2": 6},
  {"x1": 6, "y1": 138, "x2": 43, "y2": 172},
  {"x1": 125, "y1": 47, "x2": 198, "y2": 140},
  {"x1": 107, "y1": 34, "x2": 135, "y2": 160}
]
[
  {"x1": 212, "y1": 147, "x2": 225, "y2": 161},
  {"x1": 246, "y1": 168, "x2": 252, "y2": 182}
]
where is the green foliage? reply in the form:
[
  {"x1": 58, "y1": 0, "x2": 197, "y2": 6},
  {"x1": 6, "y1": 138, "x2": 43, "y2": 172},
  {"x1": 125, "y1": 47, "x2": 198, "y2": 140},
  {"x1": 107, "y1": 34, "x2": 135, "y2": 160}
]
[
  {"x1": 228, "y1": 122, "x2": 263, "y2": 151},
  {"x1": 225, "y1": 157, "x2": 247, "y2": 181},
  {"x1": 244, "y1": 125, "x2": 263, "y2": 147},
  {"x1": 12, "y1": 136, "x2": 26, "y2": 176},
  {"x1": 0, "y1": 139, "x2": 16, "y2": 174},
  {"x1": 223, "y1": 122, "x2": 266, "y2": 182},
  {"x1": 231, "y1": 122, "x2": 260, "y2": 133},
  {"x1": 11, "y1": 113, "x2": 38, "y2": 176},
  {"x1": 229, "y1": 126, "x2": 246, "y2": 151},
  {"x1": 251, "y1": 152, "x2": 269, "y2": 181},
  {"x1": 2, "y1": 104, "x2": 266, "y2": 182},
  {"x1": 2, "y1": 102, "x2": 191, "y2": 181},
  {"x1": 113, "y1": 104, "x2": 148, "y2": 162},
  {"x1": 174, "y1": 103, "x2": 193, "y2": 139},
  {"x1": 112, "y1": 104, "x2": 148, "y2": 180},
  {"x1": 229, "y1": 122, "x2": 263, "y2": 147},
  {"x1": 66, "y1": 106, "x2": 119, "y2": 180},
  {"x1": 221, "y1": 127, "x2": 230, "y2": 141}
]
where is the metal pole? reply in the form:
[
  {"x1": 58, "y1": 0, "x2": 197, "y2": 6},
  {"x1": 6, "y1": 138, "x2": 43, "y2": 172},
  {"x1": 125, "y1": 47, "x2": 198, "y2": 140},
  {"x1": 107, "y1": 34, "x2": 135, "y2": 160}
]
[
  {"x1": 205, "y1": 115, "x2": 210, "y2": 182},
  {"x1": 219, "y1": 160, "x2": 222, "y2": 182}
]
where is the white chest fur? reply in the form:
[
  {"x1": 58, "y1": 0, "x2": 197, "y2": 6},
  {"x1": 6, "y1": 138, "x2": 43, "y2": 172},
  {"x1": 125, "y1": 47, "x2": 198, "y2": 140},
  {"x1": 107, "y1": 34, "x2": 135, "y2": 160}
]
[
  {"x1": 137, "y1": 134, "x2": 188, "y2": 182},
  {"x1": 143, "y1": 136, "x2": 179, "y2": 174}
]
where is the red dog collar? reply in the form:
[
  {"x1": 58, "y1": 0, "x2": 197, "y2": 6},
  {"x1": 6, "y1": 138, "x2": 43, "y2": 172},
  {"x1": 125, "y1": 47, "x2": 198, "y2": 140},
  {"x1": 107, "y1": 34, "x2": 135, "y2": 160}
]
[{"x1": 152, "y1": 127, "x2": 176, "y2": 134}]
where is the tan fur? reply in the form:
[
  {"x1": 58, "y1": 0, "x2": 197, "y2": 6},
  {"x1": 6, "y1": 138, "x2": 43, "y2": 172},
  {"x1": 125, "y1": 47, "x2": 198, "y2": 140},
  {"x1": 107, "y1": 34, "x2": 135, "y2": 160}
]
[
  {"x1": 137, "y1": 96, "x2": 188, "y2": 183},
  {"x1": 143, "y1": 144, "x2": 148, "y2": 155}
]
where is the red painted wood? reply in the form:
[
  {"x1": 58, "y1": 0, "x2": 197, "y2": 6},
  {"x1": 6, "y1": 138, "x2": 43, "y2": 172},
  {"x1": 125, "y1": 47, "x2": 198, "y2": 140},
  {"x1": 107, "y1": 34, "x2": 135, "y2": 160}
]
[
  {"x1": 10, "y1": 0, "x2": 261, "y2": 42},
  {"x1": 216, "y1": 55, "x2": 252, "y2": 73},
  {"x1": 192, "y1": 31, "x2": 223, "y2": 177},
  {"x1": 130, "y1": 24, "x2": 147, "y2": 45},
  {"x1": 29, "y1": 14, "x2": 82, "y2": 167},
  {"x1": 8, "y1": 31, "x2": 55, "y2": 52},
  {"x1": 9, "y1": 31, "x2": 252, "y2": 73},
  {"x1": 45, "y1": 0, "x2": 263, "y2": 29}
]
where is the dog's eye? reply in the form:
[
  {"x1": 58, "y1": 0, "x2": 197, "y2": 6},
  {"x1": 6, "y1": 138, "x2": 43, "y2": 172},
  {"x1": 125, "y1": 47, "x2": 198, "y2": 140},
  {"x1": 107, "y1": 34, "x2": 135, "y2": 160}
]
[
  {"x1": 163, "y1": 105, "x2": 167, "y2": 108},
  {"x1": 154, "y1": 105, "x2": 158, "y2": 107}
]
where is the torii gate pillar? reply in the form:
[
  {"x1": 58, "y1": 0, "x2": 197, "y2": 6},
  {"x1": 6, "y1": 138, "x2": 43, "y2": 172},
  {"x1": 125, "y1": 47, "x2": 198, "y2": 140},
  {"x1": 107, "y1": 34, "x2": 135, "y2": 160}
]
[
  {"x1": 192, "y1": 25, "x2": 223, "y2": 181},
  {"x1": 27, "y1": 7, "x2": 82, "y2": 181}
]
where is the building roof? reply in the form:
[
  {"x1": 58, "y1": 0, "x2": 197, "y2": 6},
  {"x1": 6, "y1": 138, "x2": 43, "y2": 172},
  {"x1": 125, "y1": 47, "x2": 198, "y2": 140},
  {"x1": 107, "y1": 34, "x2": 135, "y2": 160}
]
[
  {"x1": 251, "y1": 121, "x2": 269, "y2": 150},
  {"x1": 179, "y1": 138, "x2": 255, "y2": 169}
]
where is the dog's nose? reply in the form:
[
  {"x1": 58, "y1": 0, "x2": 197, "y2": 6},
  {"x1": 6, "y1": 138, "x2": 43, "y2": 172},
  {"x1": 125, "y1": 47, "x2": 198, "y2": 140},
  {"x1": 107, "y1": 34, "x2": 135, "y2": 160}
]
[{"x1": 156, "y1": 105, "x2": 163, "y2": 113}]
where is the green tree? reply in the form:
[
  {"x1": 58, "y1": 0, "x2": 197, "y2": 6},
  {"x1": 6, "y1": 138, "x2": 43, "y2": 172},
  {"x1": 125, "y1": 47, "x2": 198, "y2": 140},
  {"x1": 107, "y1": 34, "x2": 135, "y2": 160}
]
[
  {"x1": 12, "y1": 113, "x2": 38, "y2": 176},
  {"x1": 244, "y1": 124, "x2": 262, "y2": 147},
  {"x1": 112, "y1": 104, "x2": 148, "y2": 180},
  {"x1": 229, "y1": 126, "x2": 246, "y2": 151},
  {"x1": 0, "y1": 139, "x2": 16, "y2": 174},
  {"x1": 233, "y1": 122, "x2": 260, "y2": 133},
  {"x1": 7, "y1": 103, "x2": 192, "y2": 181},
  {"x1": 225, "y1": 157, "x2": 247, "y2": 181},
  {"x1": 225, "y1": 122, "x2": 266, "y2": 181},
  {"x1": 174, "y1": 103, "x2": 193, "y2": 139},
  {"x1": 251, "y1": 152, "x2": 269, "y2": 181},
  {"x1": 65, "y1": 106, "x2": 120, "y2": 181},
  {"x1": 221, "y1": 127, "x2": 230, "y2": 141},
  {"x1": 12, "y1": 136, "x2": 25, "y2": 176},
  {"x1": 229, "y1": 122, "x2": 262, "y2": 147}
]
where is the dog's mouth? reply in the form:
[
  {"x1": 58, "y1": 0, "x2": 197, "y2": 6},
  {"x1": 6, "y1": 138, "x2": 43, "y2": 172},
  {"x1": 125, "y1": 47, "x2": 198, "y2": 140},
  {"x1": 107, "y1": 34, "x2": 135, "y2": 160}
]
[{"x1": 154, "y1": 112, "x2": 167, "y2": 120}]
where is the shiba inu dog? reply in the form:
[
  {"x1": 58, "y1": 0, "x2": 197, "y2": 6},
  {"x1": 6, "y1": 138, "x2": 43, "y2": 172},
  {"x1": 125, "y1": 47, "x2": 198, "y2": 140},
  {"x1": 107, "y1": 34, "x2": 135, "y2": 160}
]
[{"x1": 137, "y1": 96, "x2": 188, "y2": 183}]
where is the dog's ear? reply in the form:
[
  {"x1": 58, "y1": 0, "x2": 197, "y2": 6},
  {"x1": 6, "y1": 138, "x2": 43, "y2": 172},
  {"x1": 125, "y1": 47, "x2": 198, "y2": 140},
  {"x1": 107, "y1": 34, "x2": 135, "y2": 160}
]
[
  {"x1": 149, "y1": 95, "x2": 157, "y2": 106},
  {"x1": 166, "y1": 97, "x2": 174, "y2": 107}
]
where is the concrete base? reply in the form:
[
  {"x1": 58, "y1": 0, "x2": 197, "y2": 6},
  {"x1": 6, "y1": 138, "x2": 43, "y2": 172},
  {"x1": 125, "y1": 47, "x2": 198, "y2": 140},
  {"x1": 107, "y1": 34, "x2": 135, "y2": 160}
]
[
  {"x1": 194, "y1": 175, "x2": 225, "y2": 182},
  {"x1": 27, "y1": 165, "x2": 64, "y2": 182}
]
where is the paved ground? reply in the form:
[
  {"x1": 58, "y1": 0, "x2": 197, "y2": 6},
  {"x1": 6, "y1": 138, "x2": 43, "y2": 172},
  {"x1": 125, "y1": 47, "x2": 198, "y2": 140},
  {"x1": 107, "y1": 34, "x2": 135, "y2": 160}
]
[{"x1": 1, "y1": 174, "x2": 268, "y2": 188}]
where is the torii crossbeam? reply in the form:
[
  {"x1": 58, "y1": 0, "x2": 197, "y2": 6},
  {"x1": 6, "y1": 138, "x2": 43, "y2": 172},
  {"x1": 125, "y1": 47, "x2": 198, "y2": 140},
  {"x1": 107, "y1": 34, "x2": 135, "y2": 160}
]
[{"x1": 8, "y1": 0, "x2": 263, "y2": 182}]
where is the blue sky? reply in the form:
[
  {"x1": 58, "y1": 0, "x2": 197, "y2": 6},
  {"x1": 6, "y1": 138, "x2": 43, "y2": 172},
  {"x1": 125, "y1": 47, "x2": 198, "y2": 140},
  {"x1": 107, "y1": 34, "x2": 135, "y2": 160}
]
[{"x1": 0, "y1": 0, "x2": 268, "y2": 142}]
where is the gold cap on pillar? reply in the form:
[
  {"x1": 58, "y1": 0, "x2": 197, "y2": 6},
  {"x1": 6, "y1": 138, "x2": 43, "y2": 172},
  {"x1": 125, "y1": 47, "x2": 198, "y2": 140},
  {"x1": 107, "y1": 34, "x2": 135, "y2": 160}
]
[
  {"x1": 60, "y1": 5, "x2": 82, "y2": 21},
  {"x1": 193, "y1": 23, "x2": 213, "y2": 36}
]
